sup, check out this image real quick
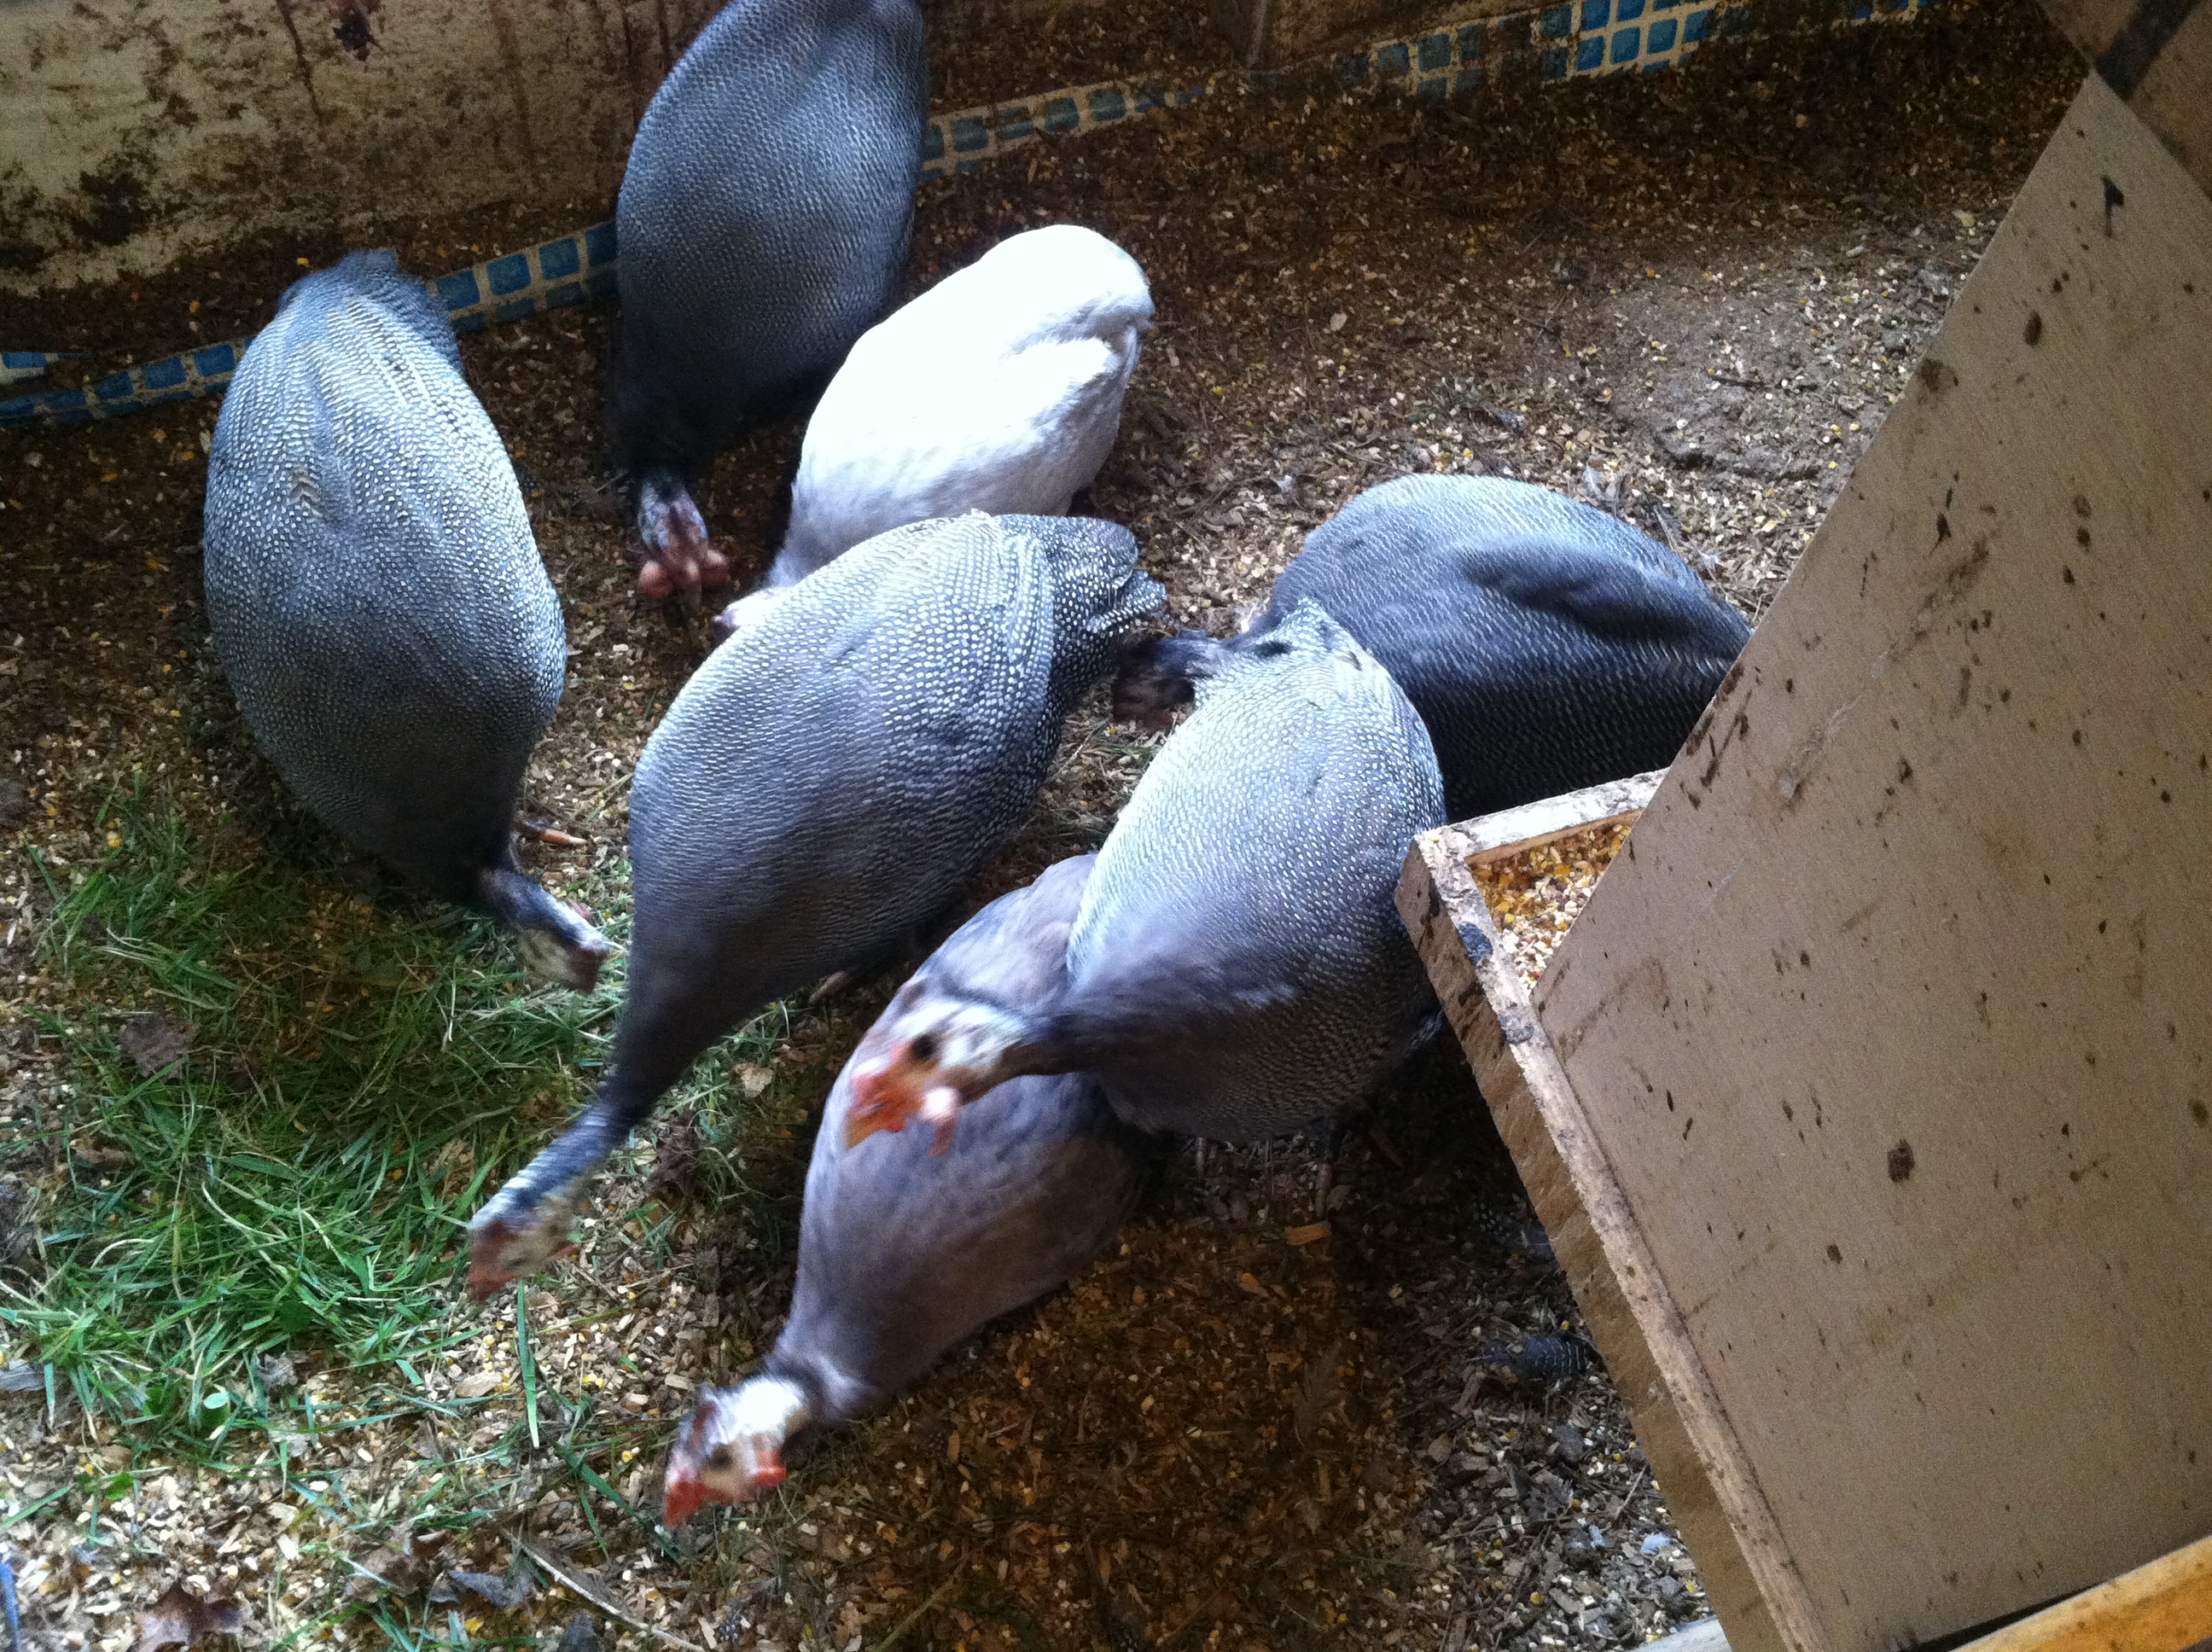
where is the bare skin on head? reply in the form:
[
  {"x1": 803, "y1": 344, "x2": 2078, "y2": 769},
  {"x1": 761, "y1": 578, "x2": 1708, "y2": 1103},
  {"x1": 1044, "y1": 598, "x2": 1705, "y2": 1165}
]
[
  {"x1": 662, "y1": 1377, "x2": 810, "y2": 1527},
  {"x1": 844, "y1": 1002, "x2": 1029, "y2": 1149},
  {"x1": 635, "y1": 470, "x2": 731, "y2": 599}
]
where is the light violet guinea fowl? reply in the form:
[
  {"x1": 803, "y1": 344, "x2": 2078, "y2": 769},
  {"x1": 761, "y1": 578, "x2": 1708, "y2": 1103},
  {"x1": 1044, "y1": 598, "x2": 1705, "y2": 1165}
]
[
  {"x1": 662, "y1": 854, "x2": 1155, "y2": 1522},
  {"x1": 1114, "y1": 474, "x2": 1753, "y2": 819},
  {"x1": 847, "y1": 601, "x2": 1446, "y2": 1149},
  {"x1": 201, "y1": 250, "x2": 611, "y2": 988},
  {"x1": 765, "y1": 224, "x2": 1154, "y2": 588},
  {"x1": 610, "y1": 0, "x2": 928, "y2": 599},
  {"x1": 467, "y1": 512, "x2": 1163, "y2": 1297}
]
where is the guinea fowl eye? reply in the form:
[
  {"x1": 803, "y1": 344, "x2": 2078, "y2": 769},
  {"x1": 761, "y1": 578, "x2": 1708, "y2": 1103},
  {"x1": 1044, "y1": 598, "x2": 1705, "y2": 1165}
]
[{"x1": 906, "y1": 1032, "x2": 940, "y2": 1063}]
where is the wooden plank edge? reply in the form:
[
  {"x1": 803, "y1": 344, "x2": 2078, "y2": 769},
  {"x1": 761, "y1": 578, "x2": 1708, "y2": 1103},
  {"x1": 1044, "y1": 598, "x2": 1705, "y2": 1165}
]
[
  {"x1": 1398, "y1": 824, "x2": 1827, "y2": 1652},
  {"x1": 1953, "y1": 1532, "x2": 2212, "y2": 1652},
  {"x1": 1453, "y1": 770, "x2": 1666, "y2": 864}
]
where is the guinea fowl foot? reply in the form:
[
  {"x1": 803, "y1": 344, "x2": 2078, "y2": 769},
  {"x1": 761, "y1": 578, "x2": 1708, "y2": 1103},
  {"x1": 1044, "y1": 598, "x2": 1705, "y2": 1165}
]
[
  {"x1": 482, "y1": 867, "x2": 614, "y2": 991},
  {"x1": 466, "y1": 1195, "x2": 582, "y2": 1300},
  {"x1": 635, "y1": 474, "x2": 731, "y2": 600}
]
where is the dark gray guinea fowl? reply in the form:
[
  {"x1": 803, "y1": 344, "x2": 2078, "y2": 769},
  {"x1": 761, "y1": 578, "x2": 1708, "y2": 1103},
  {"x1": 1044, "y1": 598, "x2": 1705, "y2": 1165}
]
[
  {"x1": 1115, "y1": 474, "x2": 1753, "y2": 819},
  {"x1": 610, "y1": 0, "x2": 928, "y2": 598},
  {"x1": 467, "y1": 512, "x2": 1163, "y2": 1296},
  {"x1": 661, "y1": 853, "x2": 1155, "y2": 1521},
  {"x1": 848, "y1": 600, "x2": 1446, "y2": 1147},
  {"x1": 201, "y1": 249, "x2": 610, "y2": 989}
]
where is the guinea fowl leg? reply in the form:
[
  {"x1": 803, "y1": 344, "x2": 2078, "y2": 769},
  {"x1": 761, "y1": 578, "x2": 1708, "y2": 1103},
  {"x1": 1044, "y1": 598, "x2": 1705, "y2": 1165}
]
[{"x1": 634, "y1": 468, "x2": 731, "y2": 599}]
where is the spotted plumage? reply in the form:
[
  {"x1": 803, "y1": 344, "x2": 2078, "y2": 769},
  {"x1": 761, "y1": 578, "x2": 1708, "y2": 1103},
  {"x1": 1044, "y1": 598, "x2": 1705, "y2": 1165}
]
[
  {"x1": 201, "y1": 249, "x2": 608, "y2": 988},
  {"x1": 1115, "y1": 474, "x2": 1752, "y2": 819},
  {"x1": 468, "y1": 511, "x2": 1163, "y2": 1296},
  {"x1": 850, "y1": 602, "x2": 1447, "y2": 1146},
  {"x1": 611, "y1": 0, "x2": 929, "y2": 596}
]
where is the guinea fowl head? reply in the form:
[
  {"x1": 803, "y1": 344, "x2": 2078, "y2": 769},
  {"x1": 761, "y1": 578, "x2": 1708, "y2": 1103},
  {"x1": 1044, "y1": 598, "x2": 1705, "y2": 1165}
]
[
  {"x1": 663, "y1": 1377, "x2": 812, "y2": 1527},
  {"x1": 845, "y1": 997, "x2": 1037, "y2": 1151}
]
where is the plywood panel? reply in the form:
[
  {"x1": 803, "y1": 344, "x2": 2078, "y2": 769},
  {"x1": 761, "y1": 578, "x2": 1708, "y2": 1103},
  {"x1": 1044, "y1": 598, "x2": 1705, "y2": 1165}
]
[
  {"x1": 1959, "y1": 1533, "x2": 2212, "y2": 1652},
  {"x1": 1532, "y1": 73, "x2": 2212, "y2": 1652},
  {"x1": 2039, "y1": 0, "x2": 2212, "y2": 194}
]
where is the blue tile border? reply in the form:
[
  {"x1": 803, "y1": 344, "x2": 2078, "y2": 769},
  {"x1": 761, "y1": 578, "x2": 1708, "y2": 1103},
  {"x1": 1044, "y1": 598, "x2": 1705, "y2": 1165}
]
[
  {"x1": 3, "y1": 0, "x2": 1936, "y2": 430},
  {"x1": 3, "y1": 221, "x2": 620, "y2": 428}
]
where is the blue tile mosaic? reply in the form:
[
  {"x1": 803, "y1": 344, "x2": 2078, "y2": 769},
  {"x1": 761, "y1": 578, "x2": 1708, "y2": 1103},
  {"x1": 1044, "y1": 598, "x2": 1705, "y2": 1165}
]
[
  {"x1": 142, "y1": 358, "x2": 186, "y2": 390},
  {"x1": 583, "y1": 221, "x2": 617, "y2": 265},
  {"x1": 951, "y1": 115, "x2": 989, "y2": 152},
  {"x1": 1685, "y1": 8, "x2": 1714, "y2": 38},
  {"x1": 1540, "y1": 4, "x2": 1575, "y2": 35},
  {"x1": 1582, "y1": 0, "x2": 1611, "y2": 30},
  {"x1": 1541, "y1": 43, "x2": 1571, "y2": 75},
  {"x1": 437, "y1": 270, "x2": 480, "y2": 311},
  {"x1": 1041, "y1": 96, "x2": 1080, "y2": 131},
  {"x1": 538, "y1": 236, "x2": 580, "y2": 280},
  {"x1": 1418, "y1": 31, "x2": 1453, "y2": 68},
  {"x1": 1648, "y1": 17, "x2": 1679, "y2": 49},
  {"x1": 1611, "y1": 26, "x2": 1641, "y2": 59},
  {"x1": 1575, "y1": 33, "x2": 1605, "y2": 67},
  {"x1": 1377, "y1": 41, "x2": 1412, "y2": 75},
  {"x1": 487, "y1": 253, "x2": 532, "y2": 295},
  {"x1": 1089, "y1": 86, "x2": 1126, "y2": 121}
]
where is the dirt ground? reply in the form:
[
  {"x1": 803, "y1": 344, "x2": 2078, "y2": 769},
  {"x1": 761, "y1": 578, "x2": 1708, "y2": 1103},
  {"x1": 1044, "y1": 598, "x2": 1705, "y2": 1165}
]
[{"x1": 1, "y1": 5, "x2": 2084, "y2": 1652}]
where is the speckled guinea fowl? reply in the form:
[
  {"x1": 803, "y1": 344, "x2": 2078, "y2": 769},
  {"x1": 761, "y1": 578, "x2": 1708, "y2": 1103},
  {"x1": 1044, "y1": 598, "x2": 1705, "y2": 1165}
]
[
  {"x1": 201, "y1": 250, "x2": 610, "y2": 988},
  {"x1": 467, "y1": 513, "x2": 1163, "y2": 1298},
  {"x1": 848, "y1": 601, "x2": 1446, "y2": 1149},
  {"x1": 1115, "y1": 474, "x2": 1753, "y2": 819},
  {"x1": 662, "y1": 854, "x2": 1156, "y2": 1521},
  {"x1": 767, "y1": 224, "x2": 1154, "y2": 587},
  {"x1": 610, "y1": 0, "x2": 928, "y2": 598}
]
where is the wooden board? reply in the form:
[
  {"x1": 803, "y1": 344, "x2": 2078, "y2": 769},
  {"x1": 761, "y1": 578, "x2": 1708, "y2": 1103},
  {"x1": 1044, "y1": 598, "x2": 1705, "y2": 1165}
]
[
  {"x1": 1454, "y1": 771, "x2": 1665, "y2": 864},
  {"x1": 1498, "y1": 71, "x2": 2212, "y2": 1652},
  {"x1": 2038, "y1": 0, "x2": 2212, "y2": 195},
  {"x1": 1959, "y1": 1533, "x2": 2212, "y2": 1652},
  {"x1": 1402, "y1": 816, "x2": 1825, "y2": 1652}
]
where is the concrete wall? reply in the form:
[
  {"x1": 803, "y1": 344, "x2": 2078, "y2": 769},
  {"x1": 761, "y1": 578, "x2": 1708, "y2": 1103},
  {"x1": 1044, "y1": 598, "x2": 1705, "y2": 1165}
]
[
  {"x1": 0, "y1": 0, "x2": 735, "y2": 296},
  {"x1": 0, "y1": 0, "x2": 1440, "y2": 298}
]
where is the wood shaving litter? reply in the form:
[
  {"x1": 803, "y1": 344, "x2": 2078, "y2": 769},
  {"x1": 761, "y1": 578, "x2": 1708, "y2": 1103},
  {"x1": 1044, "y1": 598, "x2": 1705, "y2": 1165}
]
[{"x1": 1473, "y1": 821, "x2": 1635, "y2": 990}]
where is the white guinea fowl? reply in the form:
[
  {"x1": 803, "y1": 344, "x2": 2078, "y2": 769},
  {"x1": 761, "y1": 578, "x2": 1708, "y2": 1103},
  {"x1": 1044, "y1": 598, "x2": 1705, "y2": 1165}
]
[{"x1": 766, "y1": 223, "x2": 1154, "y2": 587}]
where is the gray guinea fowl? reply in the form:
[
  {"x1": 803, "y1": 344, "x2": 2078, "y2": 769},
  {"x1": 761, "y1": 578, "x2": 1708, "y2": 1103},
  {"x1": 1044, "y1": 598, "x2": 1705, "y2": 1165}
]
[
  {"x1": 467, "y1": 512, "x2": 1163, "y2": 1297},
  {"x1": 1115, "y1": 474, "x2": 1752, "y2": 819},
  {"x1": 848, "y1": 600, "x2": 1446, "y2": 1148},
  {"x1": 201, "y1": 249, "x2": 609, "y2": 988},
  {"x1": 610, "y1": 0, "x2": 928, "y2": 598},
  {"x1": 662, "y1": 853, "x2": 1155, "y2": 1521}
]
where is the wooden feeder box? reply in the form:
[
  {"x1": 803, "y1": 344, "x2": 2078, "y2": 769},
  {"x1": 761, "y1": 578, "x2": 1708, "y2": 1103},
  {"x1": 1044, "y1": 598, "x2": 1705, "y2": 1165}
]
[{"x1": 1400, "y1": 15, "x2": 2212, "y2": 1652}]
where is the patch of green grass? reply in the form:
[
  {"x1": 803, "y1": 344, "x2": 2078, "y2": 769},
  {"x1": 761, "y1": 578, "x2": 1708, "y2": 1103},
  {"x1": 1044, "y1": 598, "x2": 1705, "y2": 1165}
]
[{"x1": 3, "y1": 780, "x2": 771, "y2": 1449}]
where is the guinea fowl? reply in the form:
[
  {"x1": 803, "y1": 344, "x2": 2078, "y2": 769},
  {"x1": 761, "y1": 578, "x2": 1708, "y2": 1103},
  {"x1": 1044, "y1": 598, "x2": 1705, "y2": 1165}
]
[
  {"x1": 847, "y1": 601, "x2": 1445, "y2": 1149},
  {"x1": 663, "y1": 854, "x2": 1155, "y2": 1521},
  {"x1": 766, "y1": 224, "x2": 1154, "y2": 588},
  {"x1": 610, "y1": 0, "x2": 928, "y2": 598},
  {"x1": 201, "y1": 250, "x2": 610, "y2": 988},
  {"x1": 467, "y1": 513, "x2": 1163, "y2": 1297},
  {"x1": 1114, "y1": 474, "x2": 1753, "y2": 818}
]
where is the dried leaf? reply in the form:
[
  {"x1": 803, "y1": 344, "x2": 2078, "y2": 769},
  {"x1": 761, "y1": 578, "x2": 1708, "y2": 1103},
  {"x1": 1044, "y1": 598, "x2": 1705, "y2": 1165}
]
[
  {"x1": 732, "y1": 1063, "x2": 775, "y2": 1098},
  {"x1": 133, "y1": 1583, "x2": 246, "y2": 1652},
  {"x1": 454, "y1": 1370, "x2": 502, "y2": 1399},
  {"x1": 644, "y1": 1109, "x2": 702, "y2": 1200},
  {"x1": 446, "y1": 1568, "x2": 536, "y2": 1612},
  {"x1": 119, "y1": 1009, "x2": 191, "y2": 1076},
  {"x1": 343, "y1": 1523, "x2": 445, "y2": 1603},
  {"x1": 1282, "y1": 1222, "x2": 1330, "y2": 1247}
]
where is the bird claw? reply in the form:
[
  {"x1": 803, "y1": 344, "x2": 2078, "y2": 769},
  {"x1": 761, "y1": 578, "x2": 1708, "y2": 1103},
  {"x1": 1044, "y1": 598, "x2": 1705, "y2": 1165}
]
[{"x1": 636, "y1": 486, "x2": 731, "y2": 599}]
